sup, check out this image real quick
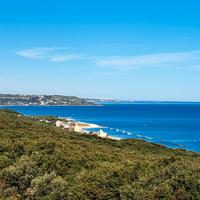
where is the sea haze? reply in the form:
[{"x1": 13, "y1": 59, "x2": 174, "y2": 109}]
[{"x1": 1, "y1": 103, "x2": 200, "y2": 152}]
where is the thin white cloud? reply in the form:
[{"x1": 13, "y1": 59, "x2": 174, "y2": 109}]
[
  {"x1": 16, "y1": 48, "x2": 55, "y2": 59},
  {"x1": 50, "y1": 54, "x2": 82, "y2": 62},
  {"x1": 16, "y1": 48, "x2": 200, "y2": 70},
  {"x1": 96, "y1": 50, "x2": 200, "y2": 70},
  {"x1": 15, "y1": 48, "x2": 82, "y2": 62}
]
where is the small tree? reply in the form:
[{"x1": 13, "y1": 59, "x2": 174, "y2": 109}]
[{"x1": 26, "y1": 172, "x2": 68, "y2": 200}]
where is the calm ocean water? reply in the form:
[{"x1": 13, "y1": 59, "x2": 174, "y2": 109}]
[{"x1": 1, "y1": 103, "x2": 200, "y2": 152}]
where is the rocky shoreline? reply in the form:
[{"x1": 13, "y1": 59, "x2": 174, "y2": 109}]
[{"x1": 34, "y1": 116, "x2": 110, "y2": 139}]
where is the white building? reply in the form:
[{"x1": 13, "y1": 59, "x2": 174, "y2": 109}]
[
  {"x1": 97, "y1": 129, "x2": 108, "y2": 138},
  {"x1": 56, "y1": 120, "x2": 70, "y2": 129}
]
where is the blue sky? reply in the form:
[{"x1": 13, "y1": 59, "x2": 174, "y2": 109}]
[{"x1": 1, "y1": 0, "x2": 200, "y2": 101}]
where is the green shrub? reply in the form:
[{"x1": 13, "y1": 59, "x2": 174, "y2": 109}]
[{"x1": 0, "y1": 109, "x2": 199, "y2": 199}]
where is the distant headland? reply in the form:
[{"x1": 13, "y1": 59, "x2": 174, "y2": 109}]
[{"x1": 0, "y1": 94, "x2": 95, "y2": 106}]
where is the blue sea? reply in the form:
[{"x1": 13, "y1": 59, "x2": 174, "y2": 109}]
[{"x1": 1, "y1": 103, "x2": 200, "y2": 152}]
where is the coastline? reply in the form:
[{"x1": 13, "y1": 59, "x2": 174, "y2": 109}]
[
  {"x1": 75, "y1": 121, "x2": 121, "y2": 140},
  {"x1": 1, "y1": 104, "x2": 200, "y2": 152},
  {"x1": 0, "y1": 104, "x2": 103, "y2": 107},
  {"x1": 66, "y1": 118, "x2": 197, "y2": 150},
  {"x1": 52, "y1": 117, "x2": 111, "y2": 139},
  {"x1": 79, "y1": 122, "x2": 121, "y2": 140}
]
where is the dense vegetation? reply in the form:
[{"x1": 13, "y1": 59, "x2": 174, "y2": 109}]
[{"x1": 0, "y1": 109, "x2": 200, "y2": 199}]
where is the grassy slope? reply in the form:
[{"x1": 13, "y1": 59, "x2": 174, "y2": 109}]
[{"x1": 0, "y1": 109, "x2": 200, "y2": 199}]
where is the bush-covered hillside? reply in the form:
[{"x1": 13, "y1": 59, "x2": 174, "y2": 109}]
[{"x1": 0, "y1": 109, "x2": 200, "y2": 199}]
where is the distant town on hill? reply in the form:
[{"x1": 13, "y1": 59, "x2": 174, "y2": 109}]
[
  {"x1": 0, "y1": 94, "x2": 94, "y2": 106},
  {"x1": 84, "y1": 98, "x2": 135, "y2": 104}
]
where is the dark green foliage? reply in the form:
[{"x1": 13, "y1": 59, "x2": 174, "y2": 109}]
[{"x1": 0, "y1": 109, "x2": 200, "y2": 199}]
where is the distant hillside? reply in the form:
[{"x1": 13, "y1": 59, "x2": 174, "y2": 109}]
[
  {"x1": 0, "y1": 109, "x2": 200, "y2": 199},
  {"x1": 0, "y1": 94, "x2": 95, "y2": 106}
]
